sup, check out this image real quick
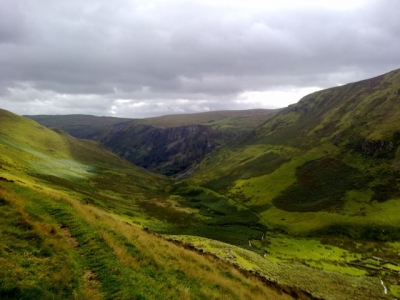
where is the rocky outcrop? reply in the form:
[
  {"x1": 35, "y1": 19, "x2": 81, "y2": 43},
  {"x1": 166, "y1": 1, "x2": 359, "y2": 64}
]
[
  {"x1": 361, "y1": 139, "x2": 395, "y2": 157},
  {"x1": 101, "y1": 124, "x2": 235, "y2": 175}
]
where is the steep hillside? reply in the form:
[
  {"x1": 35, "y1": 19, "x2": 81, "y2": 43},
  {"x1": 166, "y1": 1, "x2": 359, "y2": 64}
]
[
  {"x1": 27, "y1": 109, "x2": 279, "y2": 175},
  {"x1": 180, "y1": 69, "x2": 400, "y2": 297},
  {"x1": 0, "y1": 109, "x2": 172, "y2": 217},
  {"x1": 254, "y1": 71, "x2": 400, "y2": 148},
  {"x1": 190, "y1": 68, "x2": 400, "y2": 218}
]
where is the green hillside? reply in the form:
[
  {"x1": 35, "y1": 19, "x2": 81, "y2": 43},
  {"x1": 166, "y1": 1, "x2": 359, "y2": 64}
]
[
  {"x1": 190, "y1": 69, "x2": 400, "y2": 228},
  {"x1": 27, "y1": 109, "x2": 279, "y2": 175},
  {"x1": 181, "y1": 69, "x2": 400, "y2": 297}
]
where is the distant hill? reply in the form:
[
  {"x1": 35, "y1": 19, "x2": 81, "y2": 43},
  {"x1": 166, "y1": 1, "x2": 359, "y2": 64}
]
[
  {"x1": 27, "y1": 109, "x2": 280, "y2": 175},
  {"x1": 0, "y1": 108, "x2": 169, "y2": 194},
  {"x1": 24, "y1": 114, "x2": 133, "y2": 139}
]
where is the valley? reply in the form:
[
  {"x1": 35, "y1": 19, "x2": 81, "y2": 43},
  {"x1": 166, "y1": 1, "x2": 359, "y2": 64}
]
[
  {"x1": 27, "y1": 109, "x2": 279, "y2": 176},
  {"x1": 1, "y1": 69, "x2": 400, "y2": 299}
]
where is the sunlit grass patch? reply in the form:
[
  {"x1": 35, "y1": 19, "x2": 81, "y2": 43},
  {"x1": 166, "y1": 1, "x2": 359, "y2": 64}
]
[
  {"x1": 250, "y1": 234, "x2": 366, "y2": 277},
  {"x1": 390, "y1": 285, "x2": 400, "y2": 298},
  {"x1": 169, "y1": 234, "x2": 384, "y2": 300},
  {"x1": 30, "y1": 157, "x2": 92, "y2": 179},
  {"x1": 383, "y1": 263, "x2": 400, "y2": 271},
  {"x1": 258, "y1": 196, "x2": 400, "y2": 238},
  {"x1": 254, "y1": 235, "x2": 359, "y2": 261},
  {"x1": 231, "y1": 143, "x2": 339, "y2": 206},
  {"x1": 272, "y1": 158, "x2": 368, "y2": 212},
  {"x1": 308, "y1": 261, "x2": 366, "y2": 276}
]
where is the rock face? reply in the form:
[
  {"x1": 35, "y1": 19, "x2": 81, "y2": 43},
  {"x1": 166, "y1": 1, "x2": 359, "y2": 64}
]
[
  {"x1": 361, "y1": 139, "x2": 395, "y2": 157},
  {"x1": 101, "y1": 124, "x2": 234, "y2": 175}
]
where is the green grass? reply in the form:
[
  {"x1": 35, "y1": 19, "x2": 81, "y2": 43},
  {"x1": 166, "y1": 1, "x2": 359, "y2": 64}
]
[
  {"x1": 169, "y1": 235, "x2": 385, "y2": 300},
  {"x1": 0, "y1": 186, "x2": 85, "y2": 299},
  {"x1": 307, "y1": 261, "x2": 366, "y2": 276},
  {"x1": 229, "y1": 143, "x2": 338, "y2": 206},
  {"x1": 272, "y1": 158, "x2": 369, "y2": 212},
  {"x1": 250, "y1": 234, "x2": 366, "y2": 276},
  {"x1": 390, "y1": 285, "x2": 400, "y2": 298},
  {"x1": 0, "y1": 178, "x2": 284, "y2": 300},
  {"x1": 146, "y1": 184, "x2": 264, "y2": 249},
  {"x1": 384, "y1": 263, "x2": 400, "y2": 271},
  {"x1": 254, "y1": 196, "x2": 400, "y2": 240}
]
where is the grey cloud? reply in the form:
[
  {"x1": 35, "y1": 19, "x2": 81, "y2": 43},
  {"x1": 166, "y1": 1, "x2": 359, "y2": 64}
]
[
  {"x1": 1, "y1": 0, "x2": 400, "y2": 117},
  {"x1": 0, "y1": 1, "x2": 27, "y2": 44}
]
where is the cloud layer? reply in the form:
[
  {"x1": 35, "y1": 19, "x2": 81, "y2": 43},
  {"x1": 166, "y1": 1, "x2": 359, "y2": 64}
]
[{"x1": 1, "y1": 0, "x2": 400, "y2": 117}]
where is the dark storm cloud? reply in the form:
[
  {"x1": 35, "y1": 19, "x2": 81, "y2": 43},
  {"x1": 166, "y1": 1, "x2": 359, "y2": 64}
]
[{"x1": 1, "y1": 0, "x2": 400, "y2": 117}]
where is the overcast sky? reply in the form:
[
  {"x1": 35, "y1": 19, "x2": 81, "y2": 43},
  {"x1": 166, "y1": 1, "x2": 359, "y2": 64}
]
[{"x1": 1, "y1": 0, "x2": 399, "y2": 118}]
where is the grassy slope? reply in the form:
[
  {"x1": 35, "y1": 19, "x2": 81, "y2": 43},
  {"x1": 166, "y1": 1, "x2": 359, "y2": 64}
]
[
  {"x1": 169, "y1": 235, "x2": 386, "y2": 300},
  {"x1": 1, "y1": 184, "x2": 291, "y2": 300},
  {"x1": 0, "y1": 109, "x2": 291, "y2": 300},
  {"x1": 189, "y1": 69, "x2": 400, "y2": 234},
  {"x1": 183, "y1": 69, "x2": 400, "y2": 298}
]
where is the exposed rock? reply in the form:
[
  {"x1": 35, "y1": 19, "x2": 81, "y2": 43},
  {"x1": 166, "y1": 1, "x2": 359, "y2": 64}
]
[
  {"x1": 361, "y1": 139, "x2": 394, "y2": 157},
  {"x1": 284, "y1": 103, "x2": 309, "y2": 115},
  {"x1": 102, "y1": 124, "x2": 235, "y2": 175}
]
